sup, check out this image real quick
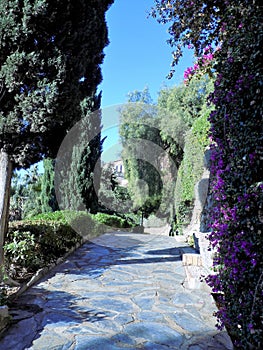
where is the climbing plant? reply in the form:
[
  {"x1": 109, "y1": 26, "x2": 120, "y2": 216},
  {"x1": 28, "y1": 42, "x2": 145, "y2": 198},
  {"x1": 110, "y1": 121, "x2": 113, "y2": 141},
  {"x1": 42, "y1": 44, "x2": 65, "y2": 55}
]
[{"x1": 152, "y1": 1, "x2": 263, "y2": 348}]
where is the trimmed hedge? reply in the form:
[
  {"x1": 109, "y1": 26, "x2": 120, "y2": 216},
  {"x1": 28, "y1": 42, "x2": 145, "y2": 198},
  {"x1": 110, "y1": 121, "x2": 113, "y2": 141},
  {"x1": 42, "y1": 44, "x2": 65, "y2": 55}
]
[
  {"x1": 93, "y1": 212, "x2": 135, "y2": 228},
  {"x1": 29, "y1": 210, "x2": 136, "y2": 229},
  {"x1": 5, "y1": 210, "x2": 137, "y2": 275}
]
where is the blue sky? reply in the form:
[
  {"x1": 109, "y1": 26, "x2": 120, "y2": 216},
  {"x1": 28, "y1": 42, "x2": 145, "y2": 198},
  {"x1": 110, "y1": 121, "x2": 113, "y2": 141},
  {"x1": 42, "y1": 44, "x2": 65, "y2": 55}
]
[
  {"x1": 99, "y1": 0, "x2": 194, "y2": 161},
  {"x1": 99, "y1": 0, "x2": 194, "y2": 107}
]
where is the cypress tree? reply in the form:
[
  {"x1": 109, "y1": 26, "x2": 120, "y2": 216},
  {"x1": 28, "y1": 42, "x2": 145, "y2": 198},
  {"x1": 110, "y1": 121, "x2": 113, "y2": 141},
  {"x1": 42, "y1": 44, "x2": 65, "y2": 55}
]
[
  {"x1": 0, "y1": 0, "x2": 114, "y2": 270},
  {"x1": 40, "y1": 158, "x2": 59, "y2": 213}
]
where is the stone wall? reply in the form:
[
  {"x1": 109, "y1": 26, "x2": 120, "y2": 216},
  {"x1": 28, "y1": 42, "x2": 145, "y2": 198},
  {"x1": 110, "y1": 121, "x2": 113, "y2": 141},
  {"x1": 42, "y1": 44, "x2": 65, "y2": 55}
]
[
  {"x1": 186, "y1": 149, "x2": 216, "y2": 272},
  {"x1": 183, "y1": 150, "x2": 211, "y2": 234},
  {"x1": 194, "y1": 231, "x2": 216, "y2": 273}
]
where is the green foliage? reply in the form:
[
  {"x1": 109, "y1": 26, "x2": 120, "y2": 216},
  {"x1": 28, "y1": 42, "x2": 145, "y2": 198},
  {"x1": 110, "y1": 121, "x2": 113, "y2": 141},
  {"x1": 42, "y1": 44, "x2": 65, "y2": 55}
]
[
  {"x1": 119, "y1": 94, "x2": 164, "y2": 217},
  {"x1": 191, "y1": 112, "x2": 211, "y2": 150},
  {"x1": 56, "y1": 97, "x2": 104, "y2": 213},
  {"x1": 0, "y1": 0, "x2": 114, "y2": 168},
  {"x1": 174, "y1": 115, "x2": 209, "y2": 232},
  {"x1": 5, "y1": 209, "x2": 137, "y2": 275},
  {"x1": 10, "y1": 165, "x2": 43, "y2": 220},
  {"x1": 40, "y1": 158, "x2": 58, "y2": 213},
  {"x1": 29, "y1": 208, "x2": 136, "y2": 232},
  {"x1": 119, "y1": 78, "x2": 213, "y2": 224},
  {"x1": 93, "y1": 213, "x2": 132, "y2": 228},
  {"x1": 158, "y1": 76, "x2": 213, "y2": 162},
  {"x1": 4, "y1": 231, "x2": 41, "y2": 269},
  {"x1": 28, "y1": 210, "x2": 68, "y2": 223},
  {"x1": 28, "y1": 210, "x2": 104, "y2": 236},
  {"x1": 98, "y1": 164, "x2": 132, "y2": 215},
  {"x1": 158, "y1": 76, "x2": 213, "y2": 127},
  {"x1": 157, "y1": 76, "x2": 213, "y2": 225},
  {"x1": 127, "y1": 87, "x2": 153, "y2": 104},
  {"x1": 5, "y1": 217, "x2": 82, "y2": 272}
]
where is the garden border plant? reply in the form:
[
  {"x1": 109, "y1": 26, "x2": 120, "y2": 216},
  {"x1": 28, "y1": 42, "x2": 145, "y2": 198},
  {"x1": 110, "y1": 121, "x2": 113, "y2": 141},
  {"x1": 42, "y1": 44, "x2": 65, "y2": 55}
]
[{"x1": 4, "y1": 210, "x2": 138, "y2": 282}]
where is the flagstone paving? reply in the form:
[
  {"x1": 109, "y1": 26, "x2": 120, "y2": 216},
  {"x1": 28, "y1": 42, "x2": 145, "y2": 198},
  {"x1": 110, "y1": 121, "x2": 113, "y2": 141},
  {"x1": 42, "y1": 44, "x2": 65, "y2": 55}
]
[{"x1": 0, "y1": 232, "x2": 233, "y2": 349}]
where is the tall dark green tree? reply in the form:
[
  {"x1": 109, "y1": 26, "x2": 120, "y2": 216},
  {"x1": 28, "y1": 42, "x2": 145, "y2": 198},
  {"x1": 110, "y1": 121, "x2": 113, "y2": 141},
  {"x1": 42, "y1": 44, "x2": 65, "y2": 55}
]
[
  {"x1": 0, "y1": 0, "x2": 113, "y2": 269},
  {"x1": 40, "y1": 158, "x2": 58, "y2": 213},
  {"x1": 119, "y1": 89, "x2": 165, "y2": 218},
  {"x1": 76, "y1": 95, "x2": 104, "y2": 213},
  {"x1": 55, "y1": 93, "x2": 105, "y2": 213}
]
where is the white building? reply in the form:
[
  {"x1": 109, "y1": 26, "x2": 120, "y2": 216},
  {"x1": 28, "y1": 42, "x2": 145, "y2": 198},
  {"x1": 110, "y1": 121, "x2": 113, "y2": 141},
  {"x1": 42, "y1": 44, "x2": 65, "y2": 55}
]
[{"x1": 103, "y1": 159, "x2": 128, "y2": 187}]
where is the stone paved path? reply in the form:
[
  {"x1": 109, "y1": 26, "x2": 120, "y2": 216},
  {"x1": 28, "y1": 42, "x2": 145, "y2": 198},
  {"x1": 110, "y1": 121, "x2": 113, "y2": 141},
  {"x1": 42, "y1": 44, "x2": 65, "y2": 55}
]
[{"x1": 0, "y1": 232, "x2": 233, "y2": 350}]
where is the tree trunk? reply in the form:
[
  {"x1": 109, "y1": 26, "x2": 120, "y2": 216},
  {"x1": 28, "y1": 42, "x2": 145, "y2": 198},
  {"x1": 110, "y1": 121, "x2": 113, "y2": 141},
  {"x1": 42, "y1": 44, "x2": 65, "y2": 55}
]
[{"x1": 0, "y1": 149, "x2": 13, "y2": 281}]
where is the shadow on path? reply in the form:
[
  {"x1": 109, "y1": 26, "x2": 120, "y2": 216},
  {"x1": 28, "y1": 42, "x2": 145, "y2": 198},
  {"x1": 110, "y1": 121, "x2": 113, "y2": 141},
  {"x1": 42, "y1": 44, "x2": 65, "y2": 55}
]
[{"x1": 0, "y1": 233, "x2": 233, "y2": 350}]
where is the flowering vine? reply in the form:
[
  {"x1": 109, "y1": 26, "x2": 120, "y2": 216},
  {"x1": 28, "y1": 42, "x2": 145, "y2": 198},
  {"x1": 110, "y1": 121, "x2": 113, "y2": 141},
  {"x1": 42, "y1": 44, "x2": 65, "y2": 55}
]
[
  {"x1": 152, "y1": 1, "x2": 263, "y2": 348},
  {"x1": 204, "y1": 8, "x2": 263, "y2": 346},
  {"x1": 184, "y1": 46, "x2": 219, "y2": 84}
]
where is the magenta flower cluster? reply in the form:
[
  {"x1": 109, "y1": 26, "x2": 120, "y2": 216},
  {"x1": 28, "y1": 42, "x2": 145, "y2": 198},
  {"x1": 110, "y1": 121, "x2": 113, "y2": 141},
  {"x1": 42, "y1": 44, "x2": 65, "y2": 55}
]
[
  {"x1": 204, "y1": 27, "x2": 262, "y2": 346},
  {"x1": 155, "y1": 2, "x2": 262, "y2": 346},
  {"x1": 184, "y1": 46, "x2": 216, "y2": 84},
  {"x1": 177, "y1": 6, "x2": 263, "y2": 346}
]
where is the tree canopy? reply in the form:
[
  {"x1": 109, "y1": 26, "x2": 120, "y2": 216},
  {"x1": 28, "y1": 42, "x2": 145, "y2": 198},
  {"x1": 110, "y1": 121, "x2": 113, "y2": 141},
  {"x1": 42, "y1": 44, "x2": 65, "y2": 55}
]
[
  {"x1": 119, "y1": 90, "x2": 164, "y2": 217},
  {"x1": 0, "y1": 0, "x2": 114, "y2": 269},
  {"x1": 0, "y1": 0, "x2": 113, "y2": 168},
  {"x1": 119, "y1": 78, "x2": 212, "y2": 222}
]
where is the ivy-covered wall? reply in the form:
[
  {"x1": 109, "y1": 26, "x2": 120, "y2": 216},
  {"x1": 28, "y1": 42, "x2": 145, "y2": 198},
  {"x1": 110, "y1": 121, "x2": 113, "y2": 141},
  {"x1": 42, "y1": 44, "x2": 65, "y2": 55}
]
[{"x1": 174, "y1": 113, "x2": 210, "y2": 233}]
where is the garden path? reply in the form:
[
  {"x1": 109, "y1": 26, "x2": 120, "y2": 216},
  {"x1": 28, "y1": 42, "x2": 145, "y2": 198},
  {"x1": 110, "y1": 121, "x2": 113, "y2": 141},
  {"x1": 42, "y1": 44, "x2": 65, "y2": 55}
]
[{"x1": 0, "y1": 232, "x2": 233, "y2": 349}]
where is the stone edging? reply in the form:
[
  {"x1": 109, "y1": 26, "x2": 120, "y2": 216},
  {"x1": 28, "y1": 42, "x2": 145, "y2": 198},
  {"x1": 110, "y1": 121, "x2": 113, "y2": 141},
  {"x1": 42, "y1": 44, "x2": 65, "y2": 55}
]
[
  {"x1": 180, "y1": 245, "x2": 212, "y2": 291},
  {"x1": 1, "y1": 238, "x2": 87, "y2": 333},
  {"x1": 9, "y1": 238, "x2": 87, "y2": 301}
]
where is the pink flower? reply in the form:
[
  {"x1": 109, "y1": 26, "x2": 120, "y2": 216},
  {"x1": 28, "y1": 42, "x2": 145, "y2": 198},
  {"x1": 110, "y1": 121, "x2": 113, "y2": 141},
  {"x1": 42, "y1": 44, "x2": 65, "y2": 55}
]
[
  {"x1": 184, "y1": 66, "x2": 194, "y2": 82},
  {"x1": 204, "y1": 45, "x2": 212, "y2": 53}
]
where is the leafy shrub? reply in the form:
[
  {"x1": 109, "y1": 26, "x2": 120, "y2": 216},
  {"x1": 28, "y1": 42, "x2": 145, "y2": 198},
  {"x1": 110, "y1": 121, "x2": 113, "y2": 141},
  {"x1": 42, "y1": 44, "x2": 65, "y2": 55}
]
[
  {"x1": 6, "y1": 218, "x2": 82, "y2": 272},
  {"x1": 28, "y1": 210, "x2": 105, "y2": 238},
  {"x1": 4, "y1": 231, "x2": 42, "y2": 269},
  {"x1": 93, "y1": 212, "x2": 131, "y2": 228},
  {"x1": 5, "y1": 210, "x2": 138, "y2": 278},
  {"x1": 28, "y1": 210, "x2": 68, "y2": 223},
  {"x1": 29, "y1": 210, "x2": 137, "y2": 233},
  {"x1": 66, "y1": 211, "x2": 105, "y2": 239}
]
